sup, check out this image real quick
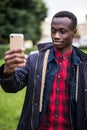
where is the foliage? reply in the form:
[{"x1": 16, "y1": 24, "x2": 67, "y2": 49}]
[
  {"x1": 0, "y1": 0, "x2": 48, "y2": 45},
  {"x1": 80, "y1": 48, "x2": 87, "y2": 53},
  {"x1": 0, "y1": 44, "x2": 9, "y2": 59},
  {"x1": 0, "y1": 44, "x2": 37, "y2": 59},
  {"x1": 74, "y1": 31, "x2": 80, "y2": 38},
  {"x1": 25, "y1": 45, "x2": 38, "y2": 54}
]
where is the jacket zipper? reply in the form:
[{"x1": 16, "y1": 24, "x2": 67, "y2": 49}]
[
  {"x1": 31, "y1": 53, "x2": 39, "y2": 130},
  {"x1": 75, "y1": 65, "x2": 79, "y2": 102}
]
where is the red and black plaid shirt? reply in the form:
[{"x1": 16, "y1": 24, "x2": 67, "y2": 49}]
[{"x1": 40, "y1": 48, "x2": 72, "y2": 130}]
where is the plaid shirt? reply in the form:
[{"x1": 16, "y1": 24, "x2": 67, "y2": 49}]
[{"x1": 40, "y1": 48, "x2": 72, "y2": 130}]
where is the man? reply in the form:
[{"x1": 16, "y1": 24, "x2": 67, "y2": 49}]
[{"x1": 0, "y1": 11, "x2": 87, "y2": 130}]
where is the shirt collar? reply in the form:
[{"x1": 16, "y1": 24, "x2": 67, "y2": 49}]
[
  {"x1": 48, "y1": 47, "x2": 81, "y2": 65},
  {"x1": 54, "y1": 48, "x2": 72, "y2": 60}
]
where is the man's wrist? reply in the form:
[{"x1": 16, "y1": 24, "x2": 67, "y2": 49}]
[{"x1": 2, "y1": 72, "x2": 12, "y2": 78}]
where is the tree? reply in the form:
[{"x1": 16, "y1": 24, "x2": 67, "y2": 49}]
[{"x1": 0, "y1": 0, "x2": 48, "y2": 45}]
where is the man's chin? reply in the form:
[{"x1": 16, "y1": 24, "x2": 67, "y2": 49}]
[{"x1": 54, "y1": 43, "x2": 64, "y2": 51}]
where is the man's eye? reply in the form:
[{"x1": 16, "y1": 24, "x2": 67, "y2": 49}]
[
  {"x1": 51, "y1": 29, "x2": 56, "y2": 34},
  {"x1": 60, "y1": 30, "x2": 66, "y2": 34}
]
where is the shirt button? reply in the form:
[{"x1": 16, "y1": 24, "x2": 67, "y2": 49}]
[
  {"x1": 58, "y1": 75, "x2": 60, "y2": 78},
  {"x1": 55, "y1": 113, "x2": 58, "y2": 117},
  {"x1": 59, "y1": 62, "x2": 62, "y2": 65},
  {"x1": 58, "y1": 75, "x2": 60, "y2": 81},
  {"x1": 56, "y1": 88, "x2": 60, "y2": 94},
  {"x1": 37, "y1": 75, "x2": 40, "y2": 78},
  {"x1": 56, "y1": 100, "x2": 59, "y2": 105}
]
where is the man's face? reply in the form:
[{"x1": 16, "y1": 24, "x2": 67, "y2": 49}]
[{"x1": 51, "y1": 17, "x2": 77, "y2": 53}]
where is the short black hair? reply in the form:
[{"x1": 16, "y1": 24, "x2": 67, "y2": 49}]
[{"x1": 52, "y1": 11, "x2": 77, "y2": 30}]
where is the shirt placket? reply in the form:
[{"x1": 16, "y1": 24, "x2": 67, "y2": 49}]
[{"x1": 54, "y1": 56, "x2": 62, "y2": 130}]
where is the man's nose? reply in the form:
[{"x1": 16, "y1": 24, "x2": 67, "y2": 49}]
[{"x1": 54, "y1": 32, "x2": 61, "y2": 38}]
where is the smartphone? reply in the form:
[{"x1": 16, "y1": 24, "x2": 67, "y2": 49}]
[{"x1": 10, "y1": 34, "x2": 24, "y2": 50}]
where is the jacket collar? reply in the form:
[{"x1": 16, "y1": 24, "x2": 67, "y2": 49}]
[
  {"x1": 72, "y1": 48, "x2": 81, "y2": 65},
  {"x1": 37, "y1": 42, "x2": 87, "y2": 64},
  {"x1": 48, "y1": 47, "x2": 81, "y2": 65}
]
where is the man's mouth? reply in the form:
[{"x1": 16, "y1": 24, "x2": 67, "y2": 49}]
[{"x1": 53, "y1": 40, "x2": 63, "y2": 45}]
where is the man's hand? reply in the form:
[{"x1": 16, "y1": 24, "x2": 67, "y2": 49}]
[{"x1": 4, "y1": 48, "x2": 27, "y2": 74}]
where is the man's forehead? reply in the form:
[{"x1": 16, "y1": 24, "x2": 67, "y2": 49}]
[
  {"x1": 52, "y1": 17, "x2": 72, "y2": 25},
  {"x1": 51, "y1": 17, "x2": 73, "y2": 30}
]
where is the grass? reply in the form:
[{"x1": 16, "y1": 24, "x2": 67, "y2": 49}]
[
  {"x1": 0, "y1": 59, "x2": 26, "y2": 130},
  {"x1": 0, "y1": 89, "x2": 26, "y2": 130},
  {"x1": 80, "y1": 48, "x2": 87, "y2": 54}
]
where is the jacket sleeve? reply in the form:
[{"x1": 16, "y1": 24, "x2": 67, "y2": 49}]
[
  {"x1": 0, "y1": 58, "x2": 30, "y2": 93},
  {"x1": 0, "y1": 53, "x2": 38, "y2": 93}
]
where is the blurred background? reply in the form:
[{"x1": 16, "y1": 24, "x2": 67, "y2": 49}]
[
  {"x1": 0, "y1": 0, "x2": 87, "y2": 130},
  {"x1": 0, "y1": 0, "x2": 87, "y2": 48},
  {"x1": 41, "y1": 0, "x2": 87, "y2": 48}
]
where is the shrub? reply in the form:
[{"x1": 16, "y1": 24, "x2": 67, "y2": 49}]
[
  {"x1": 0, "y1": 44, "x2": 38, "y2": 59},
  {"x1": 0, "y1": 44, "x2": 9, "y2": 59}
]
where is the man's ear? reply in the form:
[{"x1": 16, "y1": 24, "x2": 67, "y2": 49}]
[{"x1": 74, "y1": 28, "x2": 77, "y2": 34}]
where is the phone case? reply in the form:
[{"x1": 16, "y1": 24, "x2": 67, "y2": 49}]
[{"x1": 10, "y1": 34, "x2": 24, "y2": 50}]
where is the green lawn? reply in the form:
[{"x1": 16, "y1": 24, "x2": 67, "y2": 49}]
[
  {"x1": 0, "y1": 88, "x2": 26, "y2": 130},
  {"x1": 0, "y1": 59, "x2": 26, "y2": 130},
  {"x1": 81, "y1": 48, "x2": 87, "y2": 54}
]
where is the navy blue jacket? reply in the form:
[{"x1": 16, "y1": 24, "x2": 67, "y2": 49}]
[{"x1": 0, "y1": 43, "x2": 87, "y2": 130}]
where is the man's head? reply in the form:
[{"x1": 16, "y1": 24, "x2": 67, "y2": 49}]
[{"x1": 51, "y1": 11, "x2": 77, "y2": 53}]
